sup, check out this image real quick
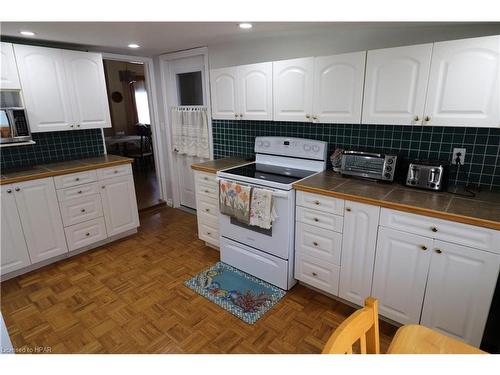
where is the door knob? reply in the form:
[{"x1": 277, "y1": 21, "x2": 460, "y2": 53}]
[{"x1": 234, "y1": 114, "x2": 238, "y2": 118}]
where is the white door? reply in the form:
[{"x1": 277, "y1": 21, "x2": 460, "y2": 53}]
[
  {"x1": 100, "y1": 175, "x2": 140, "y2": 237},
  {"x1": 421, "y1": 241, "x2": 500, "y2": 347},
  {"x1": 210, "y1": 67, "x2": 239, "y2": 120},
  {"x1": 424, "y1": 35, "x2": 500, "y2": 127},
  {"x1": 13, "y1": 178, "x2": 68, "y2": 263},
  {"x1": 238, "y1": 62, "x2": 273, "y2": 120},
  {"x1": 1, "y1": 185, "x2": 31, "y2": 275},
  {"x1": 339, "y1": 201, "x2": 380, "y2": 306},
  {"x1": 63, "y1": 50, "x2": 111, "y2": 129},
  {"x1": 362, "y1": 43, "x2": 433, "y2": 125},
  {"x1": 371, "y1": 227, "x2": 433, "y2": 324},
  {"x1": 273, "y1": 57, "x2": 314, "y2": 122},
  {"x1": 0, "y1": 42, "x2": 21, "y2": 90},
  {"x1": 13, "y1": 44, "x2": 74, "y2": 132},
  {"x1": 313, "y1": 52, "x2": 366, "y2": 124},
  {"x1": 177, "y1": 154, "x2": 203, "y2": 209}
]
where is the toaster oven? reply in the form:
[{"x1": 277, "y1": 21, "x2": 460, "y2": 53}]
[
  {"x1": 0, "y1": 107, "x2": 32, "y2": 144},
  {"x1": 340, "y1": 151, "x2": 397, "y2": 181}
]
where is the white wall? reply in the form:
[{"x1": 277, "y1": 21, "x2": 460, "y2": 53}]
[{"x1": 208, "y1": 23, "x2": 500, "y2": 68}]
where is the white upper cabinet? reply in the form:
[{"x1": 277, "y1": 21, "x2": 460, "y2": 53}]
[
  {"x1": 273, "y1": 57, "x2": 314, "y2": 122},
  {"x1": 1, "y1": 185, "x2": 31, "y2": 275},
  {"x1": 371, "y1": 227, "x2": 433, "y2": 324},
  {"x1": 339, "y1": 201, "x2": 380, "y2": 306},
  {"x1": 421, "y1": 241, "x2": 500, "y2": 347},
  {"x1": 0, "y1": 42, "x2": 21, "y2": 90},
  {"x1": 424, "y1": 35, "x2": 500, "y2": 127},
  {"x1": 13, "y1": 178, "x2": 68, "y2": 264},
  {"x1": 14, "y1": 44, "x2": 74, "y2": 132},
  {"x1": 362, "y1": 44, "x2": 433, "y2": 125},
  {"x1": 63, "y1": 50, "x2": 111, "y2": 129},
  {"x1": 210, "y1": 67, "x2": 239, "y2": 120},
  {"x1": 313, "y1": 52, "x2": 366, "y2": 124},
  {"x1": 238, "y1": 62, "x2": 273, "y2": 120},
  {"x1": 13, "y1": 44, "x2": 111, "y2": 132}
]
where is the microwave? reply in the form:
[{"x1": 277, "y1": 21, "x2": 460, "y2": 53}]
[
  {"x1": 340, "y1": 150, "x2": 397, "y2": 182},
  {"x1": 0, "y1": 107, "x2": 32, "y2": 144}
]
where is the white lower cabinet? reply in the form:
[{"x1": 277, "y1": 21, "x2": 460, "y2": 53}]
[
  {"x1": 1, "y1": 185, "x2": 31, "y2": 274},
  {"x1": 194, "y1": 171, "x2": 220, "y2": 247},
  {"x1": 339, "y1": 201, "x2": 380, "y2": 306},
  {"x1": 371, "y1": 227, "x2": 432, "y2": 324},
  {"x1": 420, "y1": 240, "x2": 500, "y2": 347},
  {"x1": 295, "y1": 254, "x2": 340, "y2": 295},
  {"x1": 65, "y1": 217, "x2": 107, "y2": 251},
  {"x1": 13, "y1": 178, "x2": 68, "y2": 263}
]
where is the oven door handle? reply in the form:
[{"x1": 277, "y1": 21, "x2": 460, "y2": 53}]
[{"x1": 215, "y1": 177, "x2": 289, "y2": 199}]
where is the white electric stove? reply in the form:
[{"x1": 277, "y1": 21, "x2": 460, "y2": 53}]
[{"x1": 216, "y1": 137, "x2": 328, "y2": 290}]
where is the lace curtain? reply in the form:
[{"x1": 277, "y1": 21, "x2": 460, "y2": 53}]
[{"x1": 171, "y1": 106, "x2": 210, "y2": 159}]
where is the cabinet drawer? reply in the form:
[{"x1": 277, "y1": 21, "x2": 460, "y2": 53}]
[
  {"x1": 295, "y1": 222, "x2": 342, "y2": 265},
  {"x1": 97, "y1": 164, "x2": 132, "y2": 180},
  {"x1": 296, "y1": 206, "x2": 343, "y2": 233},
  {"x1": 296, "y1": 191, "x2": 344, "y2": 215},
  {"x1": 195, "y1": 171, "x2": 217, "y2": 187},
  {"x1": 57, "y1": 182, "x2": 99, "y2": 202},
  {"x1": 54, "y1": 170, "x2": 97, "y2": 189},
  {"x1": 198, "y1": 220, "x2": 219, "y2": 246},
  {"x1": 59, "y1": 194, "x2": 103, "y2": 227},
  {"x1": 295, "y1": 254, "x2": 340, "y2": 296},
  {"x1": 380, "y1": 208, "x2": 500, "y2": 253},
  {"x1": 197, "y1": 199, "x2": 219, "y2": 222},
  {"x1": 197, "y1": 181, "x2": 218, "y2": 200},
  {"x1": 64, "y1": 217, "x2": 107, "y2": 251}
]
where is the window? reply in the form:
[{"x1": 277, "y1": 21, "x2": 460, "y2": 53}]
[
  {"x1": 134, "y1": 80, "x2": 150, "y2": 125},
  {"x1": 177, "y1": 71, "x2": 203, "y2": 105}
]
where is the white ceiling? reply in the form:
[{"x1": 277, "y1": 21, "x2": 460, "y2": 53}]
[{"x1": 1, "y1": 22, "x2": 499, "y2": 56}]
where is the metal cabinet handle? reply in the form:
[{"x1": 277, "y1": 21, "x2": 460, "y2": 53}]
[
  {"x1": 6, "y1": 189, "x2": 12, "y2": 193},
  {"x1": 431, "y1": 226, "x2": 438, "y2": 232},
  {"x1": 435, "y1": 249, "x2": 442, "y2": 254},
  {"x1": 346, "y1": 207, "x2": 352, "y2": 212},
  {"x1": 15, "y1": 187, "x2": 20, "y2": 192},
  {"x1": 420, "y1": 245, "x2": 428, "y2": 251}
]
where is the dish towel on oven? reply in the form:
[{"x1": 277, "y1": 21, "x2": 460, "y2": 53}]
[
  {"x1": 219, "y1": 180, "x2": 252, "y2": 225},
  {"x1": 249, "y1": 187, "x2": 278, "y2": 230}
]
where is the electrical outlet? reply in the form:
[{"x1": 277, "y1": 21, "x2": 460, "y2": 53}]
[{"x1": 452, "y1": 148, "x2": 466, "y2": 165}]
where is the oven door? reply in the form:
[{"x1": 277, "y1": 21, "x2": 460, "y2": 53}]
[{"x1": 218, "y1": 178, "x2": 295, "y2": 260}]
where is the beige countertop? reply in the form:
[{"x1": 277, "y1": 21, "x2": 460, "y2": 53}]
[
  {"x1": 0, "y1": 155, "x2": 133, "y2": 185},
  {"x1": 190, "y1": 157, "x2": 251, "y2": 174},
  {"x1": 294, "y1": 171, "x2": 500, "y2": 230}
]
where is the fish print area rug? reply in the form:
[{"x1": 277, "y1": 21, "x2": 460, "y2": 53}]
[{"x1": 184, "y1": 262, "x2": 286, "y2": 324}]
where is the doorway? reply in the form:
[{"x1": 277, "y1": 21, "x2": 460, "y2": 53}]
[
  {"x1": 103, "y1": 59, "x2": 163, "y2": 210},
  {"x1": 161, "y1": 49, "x2": 212, "y2": 210}
]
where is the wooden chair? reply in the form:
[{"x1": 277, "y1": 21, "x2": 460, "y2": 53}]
[{"x1": 322, "y1": 297, "x2": 380, "y2": 354}]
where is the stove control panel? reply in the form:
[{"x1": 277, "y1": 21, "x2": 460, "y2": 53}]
[{"x1": 255, "y1": 137, "x2": 328, "y2": 161}]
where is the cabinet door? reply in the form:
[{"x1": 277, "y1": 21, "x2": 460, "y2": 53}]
[
  {"x1": 371, "y1": 227, "x2": 432, "y2": 324},
  {"x1": 237, "y1": 62, "x2": 273, "y2": 120},
  {"x1": 362, "y1": 44, "x2": 433, "y2": 125},
  {"x1": 313, "y1": 52, "x2": 366, "y2": 124},
  {"x1": 63, "y1": 50, "x2": 111, "y2": 129},
  {"x1": 210, "y1": 67, "x2": 239, "y2": 120},
  {"x1": 339, "y1": 201, "x2": 380, "y2": 306},
  {"x1": 1, "y1": 185, "x2": 31, "y2": 275},
  {"x1": 421, "y1": 241, "x2": 500, "y2": 347},
  {"x1": 100, "y1": 175, "x2": 140, "y2": 237},
  {"x1": 273, "y1": 57, "x2": 314, "y2": 122},
  {"x1": 13, "y1": 44, "x2": 74, "y2": 132},
  {"x1": 424, "y1": 35, "x2": 499, "y2": 127},
  {"x1": 14, "y1": 178, "x2": 68, "y2": 263},
  {"x1": 1, "y1": 42, "x2": 21, "y2": 90}
]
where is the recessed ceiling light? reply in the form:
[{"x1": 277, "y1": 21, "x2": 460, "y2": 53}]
[
  {"x1": 20, "y1": 30, "x2": 36, "y2": 36},
  {"x1": 238, "y1": 23, "x2": 253, "y2": 29},
  {"x1": 128, "y1": 43, "x2": 140, "y2": 49}
]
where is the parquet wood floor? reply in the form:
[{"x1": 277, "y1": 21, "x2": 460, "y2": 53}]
[{"x1": 1, "y1": 207, "x2": 397, "y2": 354}]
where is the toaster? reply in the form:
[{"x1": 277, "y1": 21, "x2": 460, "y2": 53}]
[{"x1": 406, "y1": 160, "x2": 449, "y2": 191}]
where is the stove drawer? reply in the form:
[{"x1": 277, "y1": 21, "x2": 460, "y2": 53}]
[
  {"x1": 220, "y1": 237, "x2": 289, "y2": 290},
  {"x1": 295, "y1": 222, "x2": 342, "y2": 265},
  {"x1": 296, "y1": 206, "x2": 343, "y2": 233},
  {"x1": 295, "y1": 254, "x2": 339, "y2": 296},
  {"x1": 297, "y1": 191, "x2": 344, "y2": 215}
]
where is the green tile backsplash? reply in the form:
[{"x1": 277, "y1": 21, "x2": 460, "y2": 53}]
[
  {"x1": 213, "y1": 120, "x2": 500, "y2": 191},
  {"x1": 1, "y1": 129, "x2": 105, "y2": 170}
]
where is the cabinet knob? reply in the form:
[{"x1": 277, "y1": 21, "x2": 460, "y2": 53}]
[
  {"x1": 414, "y1": 116, "x2": 419, "y2": 121},
  {"x1": 420, "y1": 245, "x2": 428, "y2": 251},
  {"x1": 205, "y1": 208, "x2": 210, "y2": 212},
  {"x1": 346, "y1": 207, "x2": 352, "y2": 212},
  {"x1": 207, "y1": 232, "x2": 211, "y2": 235},
  {"x1": 435, "y1": 249, "x2": 442, "y2": 254},
  {"x1": 204, "y1": 190, "x2": 209, "y2": 193},
  {"x1": 313, "y1": 218, "x2": 319, "y2": 222},
  {"x1": 313, "y1": 242, "x2": 319, "y2": 247},
  {"x1": 6, "y1": 189, "x2": 12, "y2": 193},
  {"x1": 431, "y1": 226, "x2": 438, "y2": 232},
  {"x1": 312, "y1": 115, "x2": 318, "y2": 120},
  {"x1": 76, "y1": 124, "x2": 81, "y2": 128},
  {"x1": 312, "y1": 272, "x2": 318, "y2": 277},
  {"x1": 75, "y1": 177, "x2": 80, "y2": 181},
  {"x1": 81, "y1": 209, "x2": 86, "y2": 213},
  {"x1": 70, "y1": 124, "x2": 74, "y2": 128},
  {"x1": 85, "y1": 232, "x2": 90, "y2": 236},
  {"x1": 234, "y1": 114, "x2": 238, "y2": 118},
  {"x1": 15, "y1": 187, "x2": 20, "y2": 192},
  {"x1": 204, "y1": 177, "x2": 208, "y2": 180},
  {"x1": 101, "y1": 186, "x2": 105, "y2": 189},
  {"x1": 114, "y1": 170, "x2": 118, "y2": 174},
  {"x1": 305, "y1": 114, "x2": 311, "y2": 119},
  {"x1": 424, "y1": 116, "x2": 431, "y2": 122},
  {"x1": 239, "y1": 114, "x2": 243, "y2": 118},
  {"x1": 314, "y1": 200, "x2": 320, "y2": 205},
  {"x1": 78, "y1": 190, "x2": 83, "y2": 194}
]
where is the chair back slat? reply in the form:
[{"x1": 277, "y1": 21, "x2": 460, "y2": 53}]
[{"x1": 360, "y1": 334, "x2": 367, "y2": 354}]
